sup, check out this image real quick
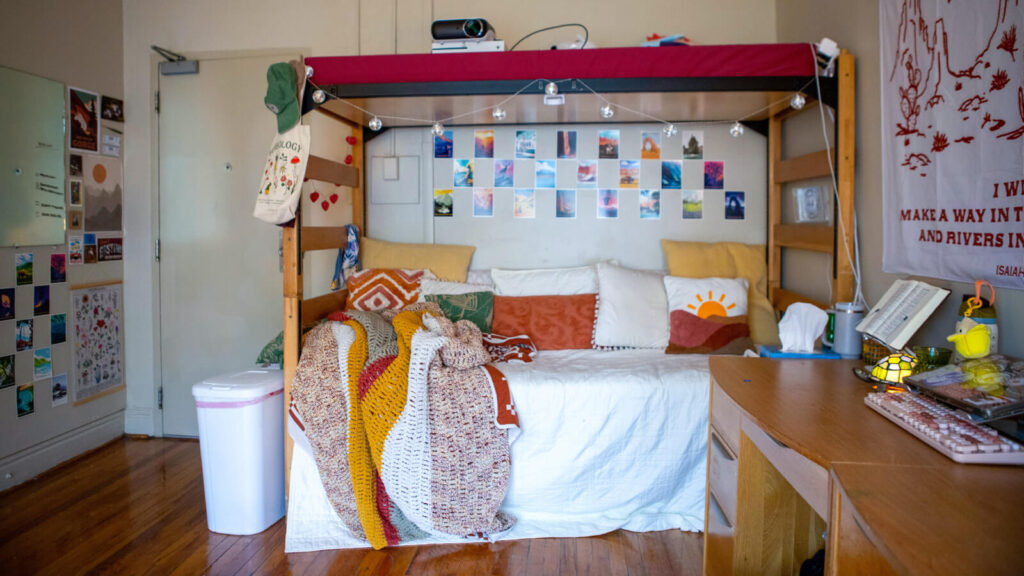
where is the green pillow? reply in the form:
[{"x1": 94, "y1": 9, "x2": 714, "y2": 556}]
[
  {"x1": 256, "y1": 331, "x2": 284, "y2": 365},
  {"x1": 425, "y1": 292, "x2": 494, "y2": 333}
]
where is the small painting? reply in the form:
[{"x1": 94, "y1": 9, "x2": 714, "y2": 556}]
[
  {"x1": 556, "y1": 189, "x2": 577, "y2": 219},
  {"x1": 16, "y1": 319, "x2": 33, "y2": 351},
  {"x1": 69, "y1": 87, "x2": 99, "y2": 153},
  {"x1": 434, "y1": 130, "x2": 453, "y2": 158},
  {"x1": 661, "y1": 160, "x2": 682, "y2": 189},
  {"x1": 598, "y1": 129, "x2": 619, "y2": 159},
  {"x1": 51, "y1": 254, "x2": 67, "y2": 284},
  {"x1": 69, "y1": 154, "x2": 83, "y2": 177},
  {"x1": 535, "y1": 160, "x2": 556, "y2": 188},
  {"x1": 597, "y1": 189, "x2": 619, "y2": 219},
  {"x1": 515, "y1": 130, "x2": 536, "y2": 159},
  {"x1": 640, "y1": 189, "x2": 661, "y2": 220},
  {"x1": 69, "y1": 179, "x2": 83, "y2": 206},
  {"x1": 473, "y1": 188, "x2": 494, "y2": 217},
  {"x1": 725, "y1": 191, "x2": 746, "y2": 220},
  {"x1": 98, "y1": 237, "x2": 123, "y2": 262},
  {"x1": 51, "y1": 313, "x2": 67, "y2": 345},
  {"x1": 52, "y1": 373, "x2": 68, "y2": 407},
  {"x1": 556, "y1": 130, "x2": 577, "y2": 159},
  {"x1": 69, "y1": 209, "x2": 83, "y2": 231},
  {"x1": 682, "y1": 130, "x2": 704, "y2": 159},
  {"x1": 101, "y1": 95, "x2": 124, "y2": 122},
  {"x1": 69, "y1": 237, "x2": 83, "y2": 265},
  {"x1": 17, "y1": 384, "x2": 34, "y2": 417},
  {"x1": 433, "y1": 189, "x2": 454, "y2": 217},
  {"x1": 641, "y1": 132, "x2": 661, "y2": 159},
  {"x1": 34, "y1": 286, "x2": 50, "y2": 316},
  {"x1": 474, "y1": 129, "x2": 494, "y2": 158},
  {"x1": 577, "y1": 160, "x2": 597, "y2": 188},
  {"x1": 494, "y1": 159, "x2": 514, "y2": 187},
  {"x1": 514, "y1": 189, "x2": 536, "y2": 219},
  {"x1": 453, "y1": 159, "x2": 473, "y2": 187},
  {"x1": 84, "y1": 245, "x2": 98, "y2": 264},
  {"x1": 34, "y1": 348, "x2": 52, "y2": 381},
  {"x1": 15, "y1": 253, "x2": 33, "y2": 286},
  {"x1": 0, "y1": 288, "x2": 13, "y2": 321},
  {"x1": 704, "y1": 161, "x2": 724, "y2": 190},
  {"x1": 618, "y1": 160, "x2": 640, "y2": 188},
  {"x1": 683, "y1": 190, "x2": 704, "y2": 219},
  {"x1": 84, "y1": 155, "x2": 123, "y2": 232},
  {"x1": 0, "y1": 355, "x2": 13, "y2": 389}
]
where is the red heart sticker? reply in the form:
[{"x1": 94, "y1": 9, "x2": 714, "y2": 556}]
[
  {"x1": 346, "y1": 136, "x2": 357, "y2": 145},
  {"x1": 310, "y1": 191, "x2": 320, "y2": 202},
  {"x1": 329, "y1": 193, "x2": 339, "y2": 204},
  {"x1": 321, "y1": 201, "x2": 330, "y2": 211},
  {"x1": 345, "y1": 155, "x2": 353, "y2": 165}
]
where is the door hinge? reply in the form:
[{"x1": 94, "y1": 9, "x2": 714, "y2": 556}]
[
  {"x1": 157, "y1": 387, "x2": 163, "y2": 410},
  {"x1": 154, "y1": 91, "x2": 160, "y2": 113},
  {"x1": 154, "y1": 238, "x2": 160, "y2": 261}
]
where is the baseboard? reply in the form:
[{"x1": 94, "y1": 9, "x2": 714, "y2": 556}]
[
  {"x1": 125, "y1": 406, "x2": 159, "y2": 436},
  {"x1": 0, "y1": 411, "x2": 124, "y2": 492}
]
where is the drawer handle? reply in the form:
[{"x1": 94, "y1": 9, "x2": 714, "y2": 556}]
[
  {"x1": 710, "y1": 429, "x2": 736, "y2": 461},
  {"x1": 708, "y1": 492, "x2": 732, "y2": 529}
]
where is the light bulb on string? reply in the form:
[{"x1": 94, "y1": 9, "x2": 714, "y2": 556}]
[
  {"x1": 312, "y1": 89, "x2": 326, "y2": 104},
  {"x1": 662, "y1": 123, "x2": 677, "y2": 137},
  {"x1": 545, "y1": 81, "x2": 559, "y2": 96},
  {"x1": 492, "y1": 106, "x2": 507, "y2": 121},
  {"x1": 730, "y1": 121, "x2": 745, "y2": 138},
  {"x1": 432, "y1": 122, "x2": 445, "y2": 136},
  {"x1": 790, "y1": 93, "x2": 806, "y2": 110},
  {"x1": 368, "y1": 116, "x2": 383, "y2": 131},
  {"x1": 600, "y1": 104, "x2": 614, "y2": 119},
  {"x1": 305, "y1": 66, "x2": 314, "y2": 79}
]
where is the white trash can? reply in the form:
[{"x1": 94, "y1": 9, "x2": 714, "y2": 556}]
[{"x1": 192, "y1": 369, "x2": 285, "y2": 535}]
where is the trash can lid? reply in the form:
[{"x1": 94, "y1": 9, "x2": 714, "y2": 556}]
[{"x1": 192, "y1": 369, "x2": 284, "y2": 401}]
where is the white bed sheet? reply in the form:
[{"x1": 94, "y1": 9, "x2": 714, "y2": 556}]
[{"x1": 285, "y1": 349, "x2": 710, "y2": 552}]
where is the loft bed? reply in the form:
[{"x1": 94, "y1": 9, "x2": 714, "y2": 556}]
[{"x1": 281, "y1": 43, "x2": 856, "y2": 550}]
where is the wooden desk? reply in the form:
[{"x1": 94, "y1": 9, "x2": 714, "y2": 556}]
[{"x1": 705, "y1": 357, "x2": 1024, "y2": 575}]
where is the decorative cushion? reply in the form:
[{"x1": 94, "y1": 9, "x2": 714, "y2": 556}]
[
  {"x1": 419, "y1": 279, "x2": 494, "y2": 297},
  {"x1": 345, "y1": 268, "x2": 435, "y2": 311},
  {"x1": 593, "y1": 262, "x2": 669, "y2": 349},
  {"x1": 491, "y1": 294, "x2": 597, "y2": 350},
  {"x1": 361, "y1": 237, "x2": 475, "y2": 282},
  {"x1": 466, "y1": 269, "x2": 494, "y2": 286},
  {"x1": 660, "y1": 240, "x2": 780, "y2": 346},
  {"x1": 491, "y1": 265, "x2": 598, "y2": 296},
  {"x1": 664, "y1": 276, "x2": 752, "y2": 354},
  {"x1": 425, "y1": 291, "x2": 494, "y2": 332}
]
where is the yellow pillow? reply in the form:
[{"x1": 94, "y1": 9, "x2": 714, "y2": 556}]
[
  {"x1": 361, "y1": 237, "x2": 474, "y2": 282},
  {"x1": 661, "y1": 240, "x2": 780, "y2": 346}
]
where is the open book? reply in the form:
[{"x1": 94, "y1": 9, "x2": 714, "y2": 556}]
[{"x1": 856, "y1": 279, "x2": 949, "y2": 350}]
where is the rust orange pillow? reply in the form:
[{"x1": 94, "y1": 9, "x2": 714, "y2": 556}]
[
  {"x1": 491, "y1": 294, "x2": 597, "y2": 351},
  {"x1": 345, "y1": 268, "x2": 434, "y2": 311}
]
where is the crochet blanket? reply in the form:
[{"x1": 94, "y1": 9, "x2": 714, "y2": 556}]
[{"x1": 291, "y1": 306, "x2": 519, "y2": 549}]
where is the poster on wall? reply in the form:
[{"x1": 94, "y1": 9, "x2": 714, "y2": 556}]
[
  {"x1": 71, "y1": 282, "x2": 124, "y2": 404},
  {"x1": 881, "y1": 0, "x2": 1024, "y2": 288},
  {"x1": 68, "y1": 87, "x2": 99, "y2": 153},
  {"x1": 83, "y1": 155, "x2": 123, "y2": 232}
]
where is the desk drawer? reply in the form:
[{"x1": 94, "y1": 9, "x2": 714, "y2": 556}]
[
  {"x1": 708, "y1": 428, "x2": 738, "y2": 524},
  {"x1": 742, "y1": 417, "x2": 829, "y2": 519},
  {"x1": 710, "y1": 380, "x2": 742, "y2": 455},
  {"x1": 704, "y1": 491, "x2": 734, "y2": 576}
]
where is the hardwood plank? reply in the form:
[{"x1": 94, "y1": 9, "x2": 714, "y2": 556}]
[
  {"x1": 306, "y1": 154, "x2": 360, "y2": 188},
  {"x1": 773, "y1": 223, "x2": 834, "y2": 253},
  {"x1": 299, "y1": 290, "x2": 348, "y2": 325},
  {"x1": 774, "y1": 150, "x2": 832, "y2": 183}
]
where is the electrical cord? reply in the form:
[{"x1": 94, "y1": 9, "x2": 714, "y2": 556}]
[{"x1": 508, "y1": 23, "x2": 589, "y2": 51}]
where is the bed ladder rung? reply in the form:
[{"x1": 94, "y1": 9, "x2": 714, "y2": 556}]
[
  {"x1": 773, "y1": 223, "x2": 833, "y2": 253},
  {"x1": 774, "y1": 150, "x2": 832, "y2": 183},
  {"x1": 300, "y1": 226, "x2": 350, "y2": 253},
  {"x1": 307, "y1": 155, "x2": 360, "y2": 188}
]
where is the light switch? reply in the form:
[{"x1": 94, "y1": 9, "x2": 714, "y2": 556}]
[{"x1": 383, "y1": 157, "x2": 399, "y2": 180}]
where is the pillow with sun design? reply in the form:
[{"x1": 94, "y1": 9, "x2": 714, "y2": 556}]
[{"x1": 663, "y1": 276, "x2": 753, "y2": 354}]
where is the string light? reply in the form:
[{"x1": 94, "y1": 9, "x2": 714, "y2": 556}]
[
  {"x1": 600, "y1": 104, "x2": 614, "y2": 119},
  {"x1": 791, "y1": 92, "x2": 806, "y2": 110},
  {"x1": 663, "y1": 123, "x2": 677, "y2": 137},
  {"x1": 544, "y1": 81, "x2": 559, "y2": 96},
  {"x1": 432, "y1": 122, "x2": 445, "y2": 136},
  {"x1": 312, "y1": 89, "x2": 326, "y2": 104},
  {"x1": 492, "y1": 106, "x2": 507, "y2": 121},
  {"x1": 368, "y1": 116, "x2": 383, "y2": 131},
  {"x1": 730, "y1": 121, "x2": 745, "y2": 137}
]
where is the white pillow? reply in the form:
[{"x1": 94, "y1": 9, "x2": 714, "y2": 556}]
[
  {"x1": 491, "y1": 265, "x2": 598, "y2": 296},
  {"x1": 593, "y1": 263, "x2": 670, "y2": 348},
  {"x1": 663, "y1": 276, "x2": 749, "y2": 318},
  {"x1": 417, "y1": 279, "x2": 493, "y2": 302},
  {"x1": 465, "y1": 269, "x2": 494, "y2": 286}
]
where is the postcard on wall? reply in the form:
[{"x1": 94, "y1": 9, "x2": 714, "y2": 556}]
[
  {"x1": 52, "y1": 373, "x2": 68, "y2": 407},
  {"x1": 704, "y1": 161, "x2": 724, "y2": 190},
  {"x1": 51, "y1": 254, "x2": 66, "y2": 284},
  {"x1": 97, "y1": 237, "x2": 123, "y2": 262},
  {"x1": 100, "y1": 95, "x2": 124, "y2": 122},
  {"x1": 69, "y1": 209, "x2": 83, "y2": 231},
  {"x1": 661, "y1": 160, "x2": 682, "y2": 189},
  {"x1": 69, "y1": 179, "x2": 83, "y2": 206},
  {"x1": 494, "y1": 159, "x2": 514, "y2": 187},
  {"x1": 641, "y1": 132, "x2": 661, "y2": 159},
  {"x1": 515, "y1": 130, "x2": 536, "y2": 159},
  {"x1": 83, "y1": 155, "x2": 122, "y2": 232},
  {"x1": 15, "y1": 253, "x2": 32, "y2": 286},
  {"x1": 535, "y1": 160, "x2": 556, "y2": 188},
  {"x1": 682, "y1": 189, "x2": 704, "y2": 219},
  {"x1": 433, "y1": 189, "x2": 454, "y2": 217},
  {"x1": 34, "y1": 348, "x2": 52, "y2": 381},
  {"x1": 69, "y1": 237, "x2": 83, "y2": 265},
  {"x1": 556, "y1": 189, "x2": 577, "y2": 219},
  {"x1": 598, "y1": 130, "x2": 619, "y2": 159},
  {"x1": 514, "y1": 189, "x2": 536, "y2": 219},
  {"x1": 16, "y1": 320, "x2": 33, "y2": 352},
  {"x1": 102, "y1": 133, "x2": 121, "y2": 157},
  {"x1": 640, "y1": 189, "x2": 661, "y2": 220},
  {"x1": 556, "y1": 130, "x2": 577, "y2": 159},
  {"x1": 17, "y1": 384, "x2": 34, "y2": 417},
  {"x1": 453, "y1": 159, "x2": 474, "y2": 187},
  {"x1": 0, "y1": 354, "x2": 13, "y2": 389},
  {"x1": 619, "y1": 160, "x2": 640, "y2": 188},
  {"x1": 474, "y1": 129, "x2": 494, "y2": 158},
  {"x1": 69, "y1": 154, "x2": 82, "y2": 177},
  {"x1": 71, "y1": 283, "x2": 123, "y2": 404},
  {"x1": 34, "y1": 286, "x2": 49, "y2": 317},
  {"x1": 472, "y1": 188, "x2": 494, "y2": 217},
  {"x1": 597, "y1": 189, "x2": 619, "y2": 219},
  {"x1": 69, "y1": 87, "x2": 99, "y2": 153},
  {"x1": 577, "y1": 160, "x2": 597, "y2": 188},
  {"x1": 434, "y1": 130, "x2": 453, "y2": 158},
  {"x1": 84, "y1": 245, "x2": 98, "y2": 264},
  {"x1": 0, "y1": 288, "x2": 13, "y2": 321},
  {"x1": 682, "y1": 130, "x2": 704, "y2": 159},
  {"x1": 51, "y1": 313, "x2": 67, "y2": 345},
  {"x1": 725, "y1": 191, "x2": 745, "y2": 220}
]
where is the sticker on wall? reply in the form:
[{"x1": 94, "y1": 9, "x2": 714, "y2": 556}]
[
  {"x1": 68, "y1": 209, "x2": 83, "y2": 231},
  {"x1": 83, "y1": 155, "x2": 123, "y2": 232},
  {"x1": 17, "y1": 384, "x2": 34, "y2": 417},
  {"x1": 597, "y1": 189, "x2": 619, "y2": 219},
  {"x1": 556, "y1": 189, "x2": 577, "y2": 219},
  {"x1": 556, "y1": 130, "x2": 577, "y2": 159},
  {"x1": 661, "y1": 160, "x2": 682, "y2": 190},
  {"x1": 16, "y1": 319, "x2": 33, "y2": 352},
  {"x1": 725, "y1": 191, "x2": 745, "y2": 220},
  {"x1": 100, "y1": 95, "x2": 124, "y2": 122},
  {"x1": 97, "y1": 238, "x2": 123, "y2": 262},
  {"x1": 599, "y1": 130, "x2": 619, "y2": 159},
  {"x1": 51, "y1": 254, "x2": 66, "y2": 284},
  {"x1": 68, "y1": 87, "x2": 99, "y2": 153},
  {"x1": 683, "y1": 131, "x2": 704, "y2": 159},
  {"x1": 15, "y1": 253, "x2": 32, "y2": 286},
  {"x1": 494, "y1": 160, "x2": 514, "y2": 187},
  {"x1": 71, "y1": 282, "x2": 124, "y2": 404},
  {"x1": 454, "y1": 159, "x2": 474, "y2": 187},
  {"x1": 0, "y1": 288, "x2": 13, "y2": 321},
  {"x1": 618, "y1": 160, "x2": 639, "y2": 188},
  {"x1": 69, "y1": 179, "x2": 83, "y2": 206},
  {"x1": 69, "y1": 237, "x2": 83, "y2": 265},
  {"x1": 69, "y1": 154, "x2": 83, "y2": 177},
  {"x1": 472, "y1": 188, "x2": 494, "y2": 217},
  {"x1": 52, "y1": 373, "x2": 68, "y2": 407},
  {"x1": 0, "y1": 354, "x2": 13, "y2": 389},
  {"x1": 515, "y1": 130, "x2": 535, "y2": 159},
  {"x1": 641, "y1": 132, "x2": 661, "y2": 159},
  {"x1": 514, "y1": 189, "x2": 535, "y2": 219},
  {"x1": 434, "y1": 130, "x2": 453, "y2": 158},
  {"x1": 34, "y1": 286, "x2": 49, "y2": 316},
  {"x1": 51, "y1": 313, "x2": 67, "y2": 345},
  {"x1": 577, "y1": 160, "x2": 597, "y2": 188},
  {"x1": 33, "y1": 348, "x2": 52, "y2": 381},
  {"x1": 704, "y1": 161, "x2": 724, "y2": 190},
  {"x1": 433, "y1": 189, "x2": 454, "y2": 217},
  {"x1": 640, "y1": 189, "x2": 661, "y2": 220},
  {"x1": 535, "y1": 160, "x2": 556, "y2": 188},
  {"x1": 682, "y1": 190, "x2": 704, "y2": 219},
  {"x1": 475, "y1": 129, "x2": 494, "y2": 158}
]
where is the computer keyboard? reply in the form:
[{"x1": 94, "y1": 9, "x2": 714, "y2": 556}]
[{"x1": 865, "y1": 392, "x2": 1024, "y2": 465}]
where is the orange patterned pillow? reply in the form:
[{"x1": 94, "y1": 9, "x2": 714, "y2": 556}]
[
  {"x1": 346, "y1": 268, "x2": 434, "y2": 311},
  {"x1": 491, "y1": 294, "x2": 597, "y2": 350}
]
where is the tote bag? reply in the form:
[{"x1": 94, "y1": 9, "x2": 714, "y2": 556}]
[{"x1": 254, "y1": 124, "x2": 310, "y2": 224}]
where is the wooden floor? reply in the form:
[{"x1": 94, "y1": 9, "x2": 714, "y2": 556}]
[{"x1": 0, "y1": 438, "x2": 703, "y2": 575}]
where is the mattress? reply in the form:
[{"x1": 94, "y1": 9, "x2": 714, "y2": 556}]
[{"x1": 285, "y1": 348, "x2": 710, "y2": 552}]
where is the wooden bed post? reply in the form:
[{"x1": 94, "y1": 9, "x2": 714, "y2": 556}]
[
  {"x1": 282, "y1": 214, "x2": 301, "y2": 495},
  {"x1": 834, "y1": 51, "x2": 856, "y2": 304}
]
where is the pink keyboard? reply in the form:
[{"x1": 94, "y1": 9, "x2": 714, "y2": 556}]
[{"x1": 865, "y1": 392, "x2": 1024, "y2": 465}]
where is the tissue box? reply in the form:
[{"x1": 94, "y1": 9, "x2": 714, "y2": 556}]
[{"x1": 759, "y1": 345, "x2": 841, "y2": 359}]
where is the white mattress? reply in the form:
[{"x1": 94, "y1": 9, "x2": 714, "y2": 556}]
[{"x1": 285, "y1": 349, "x2": 710, "y2": 552}]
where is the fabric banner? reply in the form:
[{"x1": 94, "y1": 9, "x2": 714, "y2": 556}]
[{"x1": 881, "y1": 0, "x2": 1024, "y2": 289}]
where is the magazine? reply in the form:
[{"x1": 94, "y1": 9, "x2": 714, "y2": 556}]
[{"x1": 902, "y1": 354, "x2": 1024, "y2": 420}]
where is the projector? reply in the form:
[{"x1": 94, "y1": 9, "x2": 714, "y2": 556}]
[{"x1": 431, "y1": 18, "x2": 495, "y2": 41}]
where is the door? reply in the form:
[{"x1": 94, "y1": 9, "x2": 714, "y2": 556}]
[{"x1": 159, "y1": 53, "x2": 295, "y2": 436}]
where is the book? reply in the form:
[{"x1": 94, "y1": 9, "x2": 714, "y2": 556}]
[{"x1": 856, "y1": 279, "x2": 949, "y2": 350}]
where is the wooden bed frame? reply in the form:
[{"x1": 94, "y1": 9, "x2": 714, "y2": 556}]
[{"x1": 281, "y1": 48, "x2": 857, "y2": 490}]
